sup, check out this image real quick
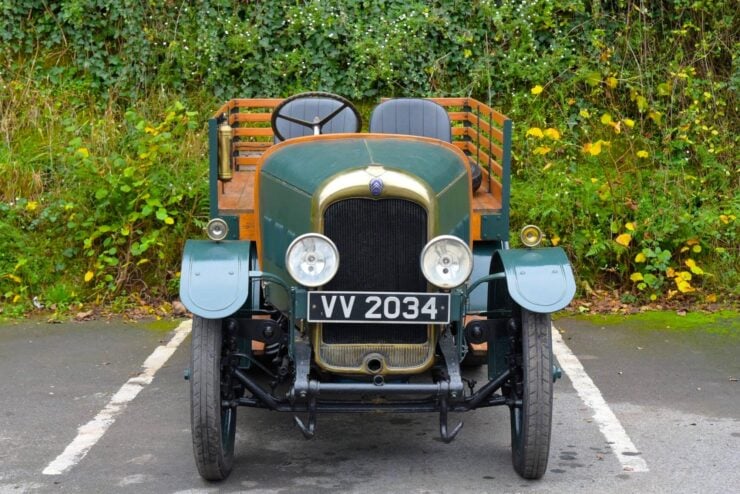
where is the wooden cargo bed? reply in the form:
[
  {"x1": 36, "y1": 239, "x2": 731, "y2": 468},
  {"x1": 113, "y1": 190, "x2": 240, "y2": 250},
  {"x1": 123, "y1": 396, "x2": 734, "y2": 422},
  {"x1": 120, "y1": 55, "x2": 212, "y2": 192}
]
[{"x1": 210, "y1": 97, "x2": 511, "y2": 242}]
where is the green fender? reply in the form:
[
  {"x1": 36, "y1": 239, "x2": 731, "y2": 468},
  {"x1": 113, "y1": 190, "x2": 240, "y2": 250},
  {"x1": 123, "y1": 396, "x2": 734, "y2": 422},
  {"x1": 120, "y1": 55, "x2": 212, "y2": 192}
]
[
  {"x1": 179, "y1": 240, "x2": 252, "y2": 319},
  {"x1": 493, "y1": 247, "x2": 576, "y2": 313}
]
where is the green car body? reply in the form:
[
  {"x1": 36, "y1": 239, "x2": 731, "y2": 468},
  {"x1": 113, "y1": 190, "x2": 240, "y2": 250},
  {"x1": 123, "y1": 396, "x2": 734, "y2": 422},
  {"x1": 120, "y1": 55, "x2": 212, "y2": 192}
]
[{"x1": 179, "y1": 94, "x2": 575, "y2": 481}]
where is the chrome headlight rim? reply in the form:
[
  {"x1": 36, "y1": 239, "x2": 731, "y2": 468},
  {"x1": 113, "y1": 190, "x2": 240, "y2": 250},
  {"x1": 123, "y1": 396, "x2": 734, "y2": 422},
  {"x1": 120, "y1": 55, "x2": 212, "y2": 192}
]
[
  {"x1": 205, "y1": 218, "x2": 229, "y2": 241},
  {"x1": 285, "y1": 233, "x2": 340, "y2": 288},
  {"x1": 520, "y1": 224, "x2": 543, "y2": 248},
  {"x1": 420, "y1": 235, "x2": 474, "y2": 289}
]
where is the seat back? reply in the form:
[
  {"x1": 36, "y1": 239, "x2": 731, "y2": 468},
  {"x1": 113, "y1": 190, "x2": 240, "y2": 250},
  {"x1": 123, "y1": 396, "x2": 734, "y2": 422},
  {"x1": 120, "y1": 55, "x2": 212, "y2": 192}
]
[
  {"x1": 369, "y1": 98, "x2": 452, "y2": 142},
  {"x1": 274, "y1": 97, "x2": 360, "y2": 142}
]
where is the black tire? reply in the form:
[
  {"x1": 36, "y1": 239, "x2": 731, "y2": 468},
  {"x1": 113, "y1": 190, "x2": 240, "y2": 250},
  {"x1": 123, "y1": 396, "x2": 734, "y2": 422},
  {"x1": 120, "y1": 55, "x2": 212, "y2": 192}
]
[
  {"x1": 191, "y1": 316, "x2": 237, "y2": 481},
  {"x1": 509, "y1": 308, "x2": 553, "y2": 479}
]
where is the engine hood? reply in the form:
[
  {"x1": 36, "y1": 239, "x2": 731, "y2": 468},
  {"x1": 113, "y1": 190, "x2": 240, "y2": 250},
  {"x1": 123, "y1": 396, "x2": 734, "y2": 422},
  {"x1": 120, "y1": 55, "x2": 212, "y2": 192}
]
[{"x1": 259, "y1": 134, "x2": 470, "y2": 196}]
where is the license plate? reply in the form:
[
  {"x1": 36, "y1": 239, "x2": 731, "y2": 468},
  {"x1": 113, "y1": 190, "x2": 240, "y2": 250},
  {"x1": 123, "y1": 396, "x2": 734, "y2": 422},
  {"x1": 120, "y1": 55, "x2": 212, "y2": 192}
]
[{"x1": 307, "y1": 291, "x2": 450, "y2": 324}]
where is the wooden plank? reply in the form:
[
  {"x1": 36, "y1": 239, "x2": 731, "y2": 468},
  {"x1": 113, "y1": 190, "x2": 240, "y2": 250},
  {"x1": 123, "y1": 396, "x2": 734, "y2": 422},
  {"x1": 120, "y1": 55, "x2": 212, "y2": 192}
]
[
  {"x1": 232, "y1": 98, "x2": 283, "y2": 108},
  {"x1": 239, "y1": 212, "x2": 258, "y2": 241},
  {"x1": 218, "y1": 171, "x2": 255, "y2": 214},
  {"x1": 472, "y1": 176, "x2": 502, "y2": 212},
  {"x1": 233, "y1": 127, "x2": 274, "y2": 137},
  {"x1": 233, "y1": 141, "x2": 272, "y2": 150},
  {"x1": 429, "y1": 97, "x2": 470, "y2": 107},
  {"x1": 447, "y1": 111, "x2": 468, "y2": 122},
  {"x1": 471, "y1": 212, "x2": 482, "y2": 241},
  {"x1": 234, "y1": 156, "x2": 262, "y2": 166},
  {"x1": 230, "y1": 113, "x2": 272, "y2": 123}
]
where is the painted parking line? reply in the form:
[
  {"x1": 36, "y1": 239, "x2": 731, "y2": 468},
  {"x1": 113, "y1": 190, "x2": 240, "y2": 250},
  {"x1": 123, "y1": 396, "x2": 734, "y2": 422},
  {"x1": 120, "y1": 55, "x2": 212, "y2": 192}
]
[
  {"x1": 552, "y1": 326, "x2": 649, "y2": 472},
  {"x1": 42, "y1": 320, "x2": 192, "y2": 476}
]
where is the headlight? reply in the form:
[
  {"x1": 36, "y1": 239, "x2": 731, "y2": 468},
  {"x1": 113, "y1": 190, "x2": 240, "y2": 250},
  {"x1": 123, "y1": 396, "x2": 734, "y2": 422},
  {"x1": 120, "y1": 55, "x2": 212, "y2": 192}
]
[
  {"x1": 520, "y1": 224, "x2": 543, "y2": 247},
  {"x1": 285, "y1": 233, "x2": 340, "y2": 287},
  {"x1": 206, "y1": 218, "x2": 229, "y2": 241},
  {"x1": 420, "y1": 235, "x2": 473, "y2": 289}
]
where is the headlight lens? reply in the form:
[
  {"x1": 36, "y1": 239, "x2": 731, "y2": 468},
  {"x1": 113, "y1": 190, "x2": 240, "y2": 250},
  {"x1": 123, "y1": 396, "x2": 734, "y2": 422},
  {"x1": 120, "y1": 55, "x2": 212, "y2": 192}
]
[
  {"x1": 520, "y1": 224, "x2": 543, "y2": 247},
  {"x1": 420, "y1": 235, "x2": 473, "y2": 289},
  {"x1": 285, "y1": 233, "x2": 340, "y2": 287},
  {"x1": 206, "y1": 218, "x2": 229, "y2": 241}
]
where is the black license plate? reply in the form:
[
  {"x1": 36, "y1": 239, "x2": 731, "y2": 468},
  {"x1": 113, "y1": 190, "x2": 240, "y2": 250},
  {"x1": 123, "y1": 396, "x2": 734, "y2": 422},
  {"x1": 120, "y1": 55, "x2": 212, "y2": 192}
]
[{"x1": 307, "y1": 291, "x2": 450, "y2": 324}]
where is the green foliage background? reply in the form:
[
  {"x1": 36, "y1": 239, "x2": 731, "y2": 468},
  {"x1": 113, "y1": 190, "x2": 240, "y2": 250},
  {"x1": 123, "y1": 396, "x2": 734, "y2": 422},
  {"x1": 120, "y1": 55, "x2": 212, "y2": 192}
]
[{"x1": 0, "y1": 0, "x2": 737, "y2": 315}]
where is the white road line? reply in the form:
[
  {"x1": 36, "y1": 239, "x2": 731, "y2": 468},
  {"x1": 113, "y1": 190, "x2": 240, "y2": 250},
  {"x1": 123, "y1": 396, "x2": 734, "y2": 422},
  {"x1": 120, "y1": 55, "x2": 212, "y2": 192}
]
[
  {"x1": 42, "y1": 320, "x2": 192, "y2": 476},
  {"x1": 552, "y1": 326, "x2": 649, "y2": 472}
]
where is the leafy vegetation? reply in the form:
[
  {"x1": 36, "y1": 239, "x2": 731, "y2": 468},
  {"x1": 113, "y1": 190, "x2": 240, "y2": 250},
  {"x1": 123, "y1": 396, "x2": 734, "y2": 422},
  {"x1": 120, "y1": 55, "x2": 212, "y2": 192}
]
[{"x1": 1, "y1": 1, "x2": 737, "y2": 316}]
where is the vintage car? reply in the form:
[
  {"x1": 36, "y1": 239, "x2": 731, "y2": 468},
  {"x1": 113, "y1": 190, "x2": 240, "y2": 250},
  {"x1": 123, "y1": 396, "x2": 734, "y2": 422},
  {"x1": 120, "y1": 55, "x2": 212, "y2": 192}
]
[{"x1": 179, "y1": 92, "x2": 575, "y2": 481}]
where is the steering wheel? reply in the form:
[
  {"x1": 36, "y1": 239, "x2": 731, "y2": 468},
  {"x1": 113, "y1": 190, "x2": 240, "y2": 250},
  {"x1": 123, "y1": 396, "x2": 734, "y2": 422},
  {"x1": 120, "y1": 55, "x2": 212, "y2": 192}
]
[{"x1": 271, "y1": 91, "x2": 362, "y2": 142}]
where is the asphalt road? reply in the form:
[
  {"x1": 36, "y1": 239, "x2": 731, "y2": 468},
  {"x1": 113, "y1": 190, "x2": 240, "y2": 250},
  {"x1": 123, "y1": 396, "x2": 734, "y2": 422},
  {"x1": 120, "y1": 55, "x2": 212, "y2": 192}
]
[{"x1": 0, "y1": 314, "x2": 738, "y2": 493}]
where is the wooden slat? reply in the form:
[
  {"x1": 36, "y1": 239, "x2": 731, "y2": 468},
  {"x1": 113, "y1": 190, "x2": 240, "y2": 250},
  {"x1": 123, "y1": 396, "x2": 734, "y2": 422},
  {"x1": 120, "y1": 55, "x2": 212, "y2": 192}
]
[
  {"x1": 447, "y1": 111, "x2": 468, "y2": 122},
  {"x1": 233, "y1": 127, "x2": 274, "y2": 137},
  {"x1": 239, "y1": 212, "x2": 258, "y2": 241},
  {"x1": 235, "y1": 156, "x2": 262, "y2": 166},
  {"x1": 230, "y1": 113, "x2": 272, "y2": 123},
  {"x1": 232, "y1": 98, "x2": 283, "y2": 108},
  {"x1": 471, "y1": 213, "x2": 482, "y2": 241},
  {"x1": 429, "y1": 97, "x2": 470, "y2": 107},
  {"x1": 233, "y1": 141, "x2": 272, "y2": 150}
]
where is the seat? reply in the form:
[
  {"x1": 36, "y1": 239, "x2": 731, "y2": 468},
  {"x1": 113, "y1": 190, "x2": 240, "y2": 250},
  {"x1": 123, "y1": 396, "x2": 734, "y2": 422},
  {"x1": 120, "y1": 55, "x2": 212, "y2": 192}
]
[
  {"x1": 369, "y1": 98, "x2": 452, "y2": 142},
  {"x1": 370, "y1": 98, "x2": 481, "y2": 192},
  {"x1": 272, "y1": 94, "x2": 361, "y2": 143}
]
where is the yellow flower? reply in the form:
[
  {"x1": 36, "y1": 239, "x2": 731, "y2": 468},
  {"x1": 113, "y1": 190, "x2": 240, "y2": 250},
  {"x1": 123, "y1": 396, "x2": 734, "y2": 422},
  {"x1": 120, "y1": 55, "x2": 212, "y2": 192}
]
[
  {"x1": 550, "y1": 235, "x2": 561, "y2": 246},
  {"x1": 637, "y1": 150, "x2": 649, "y2": 158},
  {"x1": 615, "y1": 233, "x2": 632, "y2": 246},
  {"x1": 533, "y1": 146, "x2": 551, "y2": 156},
  {"x1": 600, "y1": 113, "x2": 613, "y2": 124},
  {"x1": 606, "y1": 76, "x2": 619, "y2": 89},
  {"x1": 705, "y1": 294, "x2": 717, "y2": 303},
  {"x1": 685, "y1": 259, "x2": 704, "y2": 275},
  {"x1": 625, "y1": 222, "x2": 636, "y2": 231},
  {"x1": 84, "y1": 271, "x2": 94, "y2": 283},
  {"x1": 623, "y1": 118, "x2": 635, "y2": 128},
  {"x1": 676, "y1": 279, "x2": 695, "y2": 293},
  {"x1": 583, "y1": 140, "x2": 606, "y2": 156},
  {"x1": 526, "y1": 127, "x2": 544, "y2": 138},
  {"x1": 635, "y1": 252, "x2": 647, "y2": 263},
  {"x1": 579, "y1": 109, "x2": 591, "y2": 118},
  {"x1": 543, "y1": 128, "x2": 561, "y2": 140},
  {"x1": 531, "y1": 85, "x2": 544, "y2": 95},
  {"x1": 77, "y1": 147, "x2": 90, "y2": 158},
  {"x1": 26, "y1": 201, "x2": 38, "y2": 211},
  {"x1": 630, "y1": 272, "x2": 644, "y2": 282}
]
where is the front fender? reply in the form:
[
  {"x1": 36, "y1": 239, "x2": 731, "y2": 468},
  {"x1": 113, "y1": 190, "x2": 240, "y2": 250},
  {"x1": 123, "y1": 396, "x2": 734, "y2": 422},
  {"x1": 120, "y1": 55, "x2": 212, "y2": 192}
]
[
  {"x1": 179, "y1": 240, "x2": 252, "y2": 319},
  {"x1": 493, "y1": 247, "x2": 576, "y2": 313}
]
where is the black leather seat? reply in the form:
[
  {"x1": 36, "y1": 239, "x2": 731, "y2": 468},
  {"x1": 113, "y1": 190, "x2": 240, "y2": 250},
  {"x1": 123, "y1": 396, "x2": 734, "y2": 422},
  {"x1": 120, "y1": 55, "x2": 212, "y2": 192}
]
[
  {"x1": 369, "y1": 98, "x2": 452, "y2": 142},
  {"x1": 273, "y1": 96, "x2": 361, "y2": 143},
  {"x1": 370, "y1": 98, "x2": 481, "y2": 192}
]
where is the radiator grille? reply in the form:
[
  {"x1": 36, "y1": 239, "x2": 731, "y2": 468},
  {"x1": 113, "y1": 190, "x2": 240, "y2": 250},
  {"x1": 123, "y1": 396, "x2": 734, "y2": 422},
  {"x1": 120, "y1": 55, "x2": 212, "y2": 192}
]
[{"x1": 322, "y1": 198, "x2": 427, "y2": 346}]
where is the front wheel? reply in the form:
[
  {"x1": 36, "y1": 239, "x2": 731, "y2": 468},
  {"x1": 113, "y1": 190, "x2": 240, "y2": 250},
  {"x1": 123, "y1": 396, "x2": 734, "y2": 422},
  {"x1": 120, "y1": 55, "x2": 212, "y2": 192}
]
[
  {"x1": 509, "y1": 308, "x2": 553, "y2": 479},
  {"x1": 191, "y1": 316, "x2": 237, "y2": 480}
]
